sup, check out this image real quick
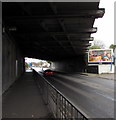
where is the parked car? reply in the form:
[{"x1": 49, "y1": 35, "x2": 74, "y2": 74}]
[{"x1": 43, "y1": 69, "x2": 54, "y2": 76}]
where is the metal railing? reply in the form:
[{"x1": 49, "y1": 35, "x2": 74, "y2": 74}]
[{"x1": 33, "y1": 70, "x2": 88, "y2": 119}]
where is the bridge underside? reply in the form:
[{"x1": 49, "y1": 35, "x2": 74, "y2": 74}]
[
  {"x1": 2, "y1": 2, "x2": 105, "y2": 92},
  {"x1": 3, "y1": 2, "x2": 104, "y2": 61}
]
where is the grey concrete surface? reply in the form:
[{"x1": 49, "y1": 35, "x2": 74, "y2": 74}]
[
  {"x1": 0, "y1": 2, "x2": 2, "y2": 118},
  {"x1": 45, "y1": 73, "x2": 115, "y2": 118},
  {"x1": 51, "y1": 56, "x2": 86, "y2": 73},
  {"x1": 2, "y1": 33, "x2": 24, "y2": 93},
  {"x1": 83, "y1": 73, "x2": 116, "y2": 80},
  {"x1": 2, "y1": 72, "x2": 52, "y2": 118}
]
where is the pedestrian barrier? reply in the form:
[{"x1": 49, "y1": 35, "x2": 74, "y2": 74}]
[{"x1": 33, "y1": 69, "x2": 88, "y2": 119}]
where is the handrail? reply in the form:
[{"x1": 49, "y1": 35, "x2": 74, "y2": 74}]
[{"x1": 33, "y1": 69, "x2": 89, "y2": 119}]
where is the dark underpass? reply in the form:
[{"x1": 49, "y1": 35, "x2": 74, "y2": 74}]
[{"x1": 1, "y1": 1, "x2": 114, "y2": 120}]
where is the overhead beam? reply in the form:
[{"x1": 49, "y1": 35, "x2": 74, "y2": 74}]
[
  {"x1": 18, "y1": 3, "x2": 32, "y2": 16},
  {"x1": 14, "y1": 32, "x2": 91, "y2": 36},
  {"x1": 4, "y1": 9, "x2": 105, "y2": 20},
  {"x1": 41, "y1": 44, "x2": 91, "y2": 47},
  {"x1": 16, "y1": 37, "x2": 94, "y2": 42},
  {"x1": 39, "y1": 20, "x2": 73, "y2": 55},
  {"x1": 49, "y1": 2, "x2": 83, "y2": 55},
  {"x1": 9, "y1": 27, "x2": 97, "y2": 33},
  {"x1": 18, "y1": 40, "x2": 89, "y2": 45}
]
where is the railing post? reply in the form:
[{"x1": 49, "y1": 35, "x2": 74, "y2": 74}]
[
  {"x1": 33, "y1": 70, "x2": 88, "y2": 120},
  {"x1": 46, "y1": 83, "x2": 49, "y2": 105},
  {"x1": 56, "y1": 91, "x2": 59, "y2": 118}
]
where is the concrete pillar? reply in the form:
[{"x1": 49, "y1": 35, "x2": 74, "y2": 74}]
[
  {"x1": 52, "y1": 55, "x2": 86, "y2": 73},
  {"x1": 0, "y1": 1, "x2": 2, "y2": 119},
  {"x1": 2, "y1": 32, "x2": 24, "y2": 93},
  {"x1": 23, "y1": 58, "x2": 25, "y2": 73},
  {"x1": 114, "y1": 2, "x2": 116, "y2": 73}
]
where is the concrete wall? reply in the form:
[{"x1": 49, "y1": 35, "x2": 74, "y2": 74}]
[
  {"x1": 0, "y1": 2, "x2": 2, "y2": 119},
  {"x1": 51, "y1": 55, "x2": 87, "y2": 73},
  {"x1": 2, "y1": 32, "x2": 24, "y2": 93}
]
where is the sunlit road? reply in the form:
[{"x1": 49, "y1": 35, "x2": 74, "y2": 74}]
[{"x1": 44, "y1": 73, "x2": 115, "y2": 118}]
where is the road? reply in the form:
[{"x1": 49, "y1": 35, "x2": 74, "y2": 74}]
[{"x1": 44, "y1": 73, "x2": 115, "y2": 118}]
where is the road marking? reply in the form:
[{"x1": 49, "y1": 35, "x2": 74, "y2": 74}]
[{"x1": 95, "y1": 92, "x2": 116, "y2": 101}]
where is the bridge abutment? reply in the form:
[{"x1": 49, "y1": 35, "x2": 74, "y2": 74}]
[
  {"x1": 51, "y1": 55, "x2": 87, "y2": 73},
  {"x1": 2, "y1": 32, "x2": 24, "y2": 93}
]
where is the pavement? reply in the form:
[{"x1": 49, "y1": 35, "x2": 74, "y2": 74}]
[
  {"x1": 2, "y1": 72, "x2": 52, "y2": 118},
  {"x1": 82, "y1": 72, "x2": 116, "y2": 80}
]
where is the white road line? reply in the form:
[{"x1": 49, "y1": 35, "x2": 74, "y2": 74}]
[{"x1": 95, "y1": 92, "x2": 116, "y2": 101}]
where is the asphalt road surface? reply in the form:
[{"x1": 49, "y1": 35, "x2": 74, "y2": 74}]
[{"x1": 44, "y1": 73, "x2": 115, "y2": 118}]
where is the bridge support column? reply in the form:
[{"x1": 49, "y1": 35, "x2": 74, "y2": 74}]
[
  {"x1": 0, "y1": 2, "x2": 2, "y2": 119},
  {"x1": 2, "y1": 32, "x2": 24, "y2": 93},
  {"x1": 51, "y1": 55, "x2": 87, "y2": 73}
]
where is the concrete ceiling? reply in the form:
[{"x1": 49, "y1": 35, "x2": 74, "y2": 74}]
[{"x1": 3, "y1": 2, "x2": 105, "y2": 60}]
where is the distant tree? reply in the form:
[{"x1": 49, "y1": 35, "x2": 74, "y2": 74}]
[
  {"x1": 89, "y1": 40, "x2": 105, "y2": 49},
  {"x1": 25, "y1": 62, "x2": 29, "y2": 69},
  {"x1": 109, "y1": 44, "x2": 116, "y2": 52},
  {"x1": 89, "y1": 45, "x2": 101, "y2": 49},
  {"x1": 38, "y1": 61, "x2": 43, "y2": 67},
  {"x1": 47, "y1": 61, "x2": 51, "y2": 64}
]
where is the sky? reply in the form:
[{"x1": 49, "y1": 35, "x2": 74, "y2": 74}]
[
  {"x1": 25, "y1": 57, "x2": 46, "y2": 63},
  {"x1": 91, "y1": 0, "x2": 115, "y2": 48}
]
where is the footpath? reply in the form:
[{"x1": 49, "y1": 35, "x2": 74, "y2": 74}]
[
  {"x1": 2, "y1": 72, "x2": 52, "y2": 118},
  {"x1": 82, "y1": 72, "x2": 116, "y2": 80}
]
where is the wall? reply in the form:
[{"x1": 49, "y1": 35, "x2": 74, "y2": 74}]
[
  {"x1": 51, "y1": 55, "x2": 87, "y2": 73},
  {"x1": 2, "y1": 32, "x2": 24, "y2": 93},
  {"x1": 0, "y1": 2, "x2": 2, "y2": 119}
]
